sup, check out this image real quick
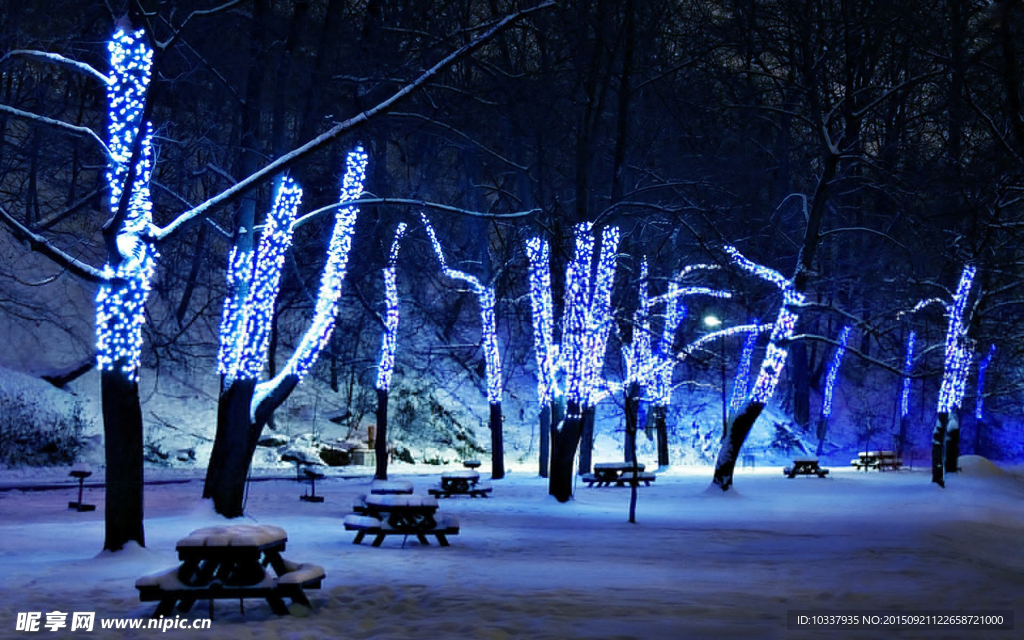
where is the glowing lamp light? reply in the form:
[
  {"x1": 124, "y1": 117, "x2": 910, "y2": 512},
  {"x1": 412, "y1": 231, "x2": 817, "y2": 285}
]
[{"x1": 703, "y1": 315, "x2": 722, "y2": 328}]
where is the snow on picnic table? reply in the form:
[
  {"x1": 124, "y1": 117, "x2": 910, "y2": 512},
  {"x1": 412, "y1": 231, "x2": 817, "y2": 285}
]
[{"x1": 0, "y1": 459, "x2": 1022, "y2": 639}]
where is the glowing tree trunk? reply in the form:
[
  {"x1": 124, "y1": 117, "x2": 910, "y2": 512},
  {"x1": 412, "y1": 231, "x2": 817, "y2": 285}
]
[
  {"x1": 711, "y1": 252, "x2": 807, "y2": 490},
  {"x1": 423, "y1": 215, "x2": 505, "y2": 478},
  {"x1": 526, "y1": 237, "x2": 558, "y2": 477},
  {"x1": 622, "y1": 259, "x2": 652, "y2": 463},
  {"x1": 550, "y1": 223, "x2": 620, "y2": 500},
  {"x1": 816, "y1": 326, "x2": 851, "y2": 455},
  {"x1": 973, "y1": 345, "x2": 995, "y2": 456},
  {"x1": 645, "y1": 266, "x2": 730, "y2": 467},
  {"x1": 373, "y1": 224, "x2": 408, "y2": 480},
  {"x1": 897, "y1": 330, "x2": 915, "y2": 459},
  {"x1": 932, "y1": 265, "x2": 975, "y2": 487},
  {"x1": 204, "y1": 148, "x2": 366, "y2": 516},
  {"x1": 94, "y1": 25, "x2": 156, "y2": 551}
]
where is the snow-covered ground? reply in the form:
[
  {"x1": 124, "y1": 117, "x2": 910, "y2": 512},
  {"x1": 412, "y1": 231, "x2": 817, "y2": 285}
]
[{"x1": 1, "y1": 457, "x2": 1022, "y2": 639}]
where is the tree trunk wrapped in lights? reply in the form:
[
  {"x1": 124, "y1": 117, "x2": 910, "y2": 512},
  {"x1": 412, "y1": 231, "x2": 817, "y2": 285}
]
[
  {"x1": 94, "y1": 25, "x2": 156, "y2": 551},
  {"x1": 932, "y1": 265, "x2": 976, "y2": 486},
  {"x1": 897, "y1": 330, "x2": 916, "y2": 459},
  {"x1": 374, "y1": 223, "x2": 408, "y2": 480},
  {"x1": 525, "y1": 237, "x2": 558, "y2": 477},
  {"x1": 816, "y1": 325, "x2": 851, "y2": 455},
  {"x1": 204, "y1": 147, "x2": 367, "y2": 517},
  {"x1": 422, "y1": 214, "x2": 505, "y2": 479}
]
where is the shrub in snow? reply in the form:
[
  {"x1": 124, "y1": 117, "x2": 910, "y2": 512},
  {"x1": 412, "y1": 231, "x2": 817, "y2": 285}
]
[{"x1": 0, "y1": 391, "x2": 88, "y2": 466}]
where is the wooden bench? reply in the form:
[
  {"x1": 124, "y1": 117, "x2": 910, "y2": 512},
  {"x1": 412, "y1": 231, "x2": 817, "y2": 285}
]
[
  {"x1": 428, "y1": 470, "x2": 493, "y2": 498},
  {"x1": 851, "y1": 451, "x2": 902, "y2": 472},
  {"x1": 784, "y1": 457, "x2": 829, "y2": 478},
  {"x1": 136, "y1": 559, "x2": 324, "y2": 618},
  {"x1": 581, "y1": 471, "x2": 656, "y2": 487},
  {"x1": 344, "y1": 513, "x2": 460, "y2": 547}
]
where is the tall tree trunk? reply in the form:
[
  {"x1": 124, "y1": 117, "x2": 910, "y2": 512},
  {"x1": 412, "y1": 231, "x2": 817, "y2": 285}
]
[
  {"x1": 932, "y1": 412, "x2": 948, "y2": 487},
  {"x1": 375, "y1": 387, "x2": 388, "y2": 480},
  {"x1": 712, "y1": 402, "x2": 764, "y2": 489},
  {"x1": 203, "y1": 379, "x2": 259, "y2": 517},
  {"x1": 815, "y1": 415, "x2": 828, "y2": 456},
  {"x1": 549, "y1": 402, "x2": 584, "y2": 501},
  {"x1": 944, "y1": 412, "x2": 960, "y2": 473},
  {"x1": 578, "y1": 405, "x2": 596, "y2": 474},
  {"x1": 897, "y1": 414, "x2": 910, "y2": 460},
  {"x1": 624, "y1": 381, "x2": 640, "y2": 464},
  {"x1": 652, "y1": 404, "x2": 669, "y2": 467},
  {"x1": 538, "y1": 403, "x2": 551, "y2": 477},
  {"x1": 101, "y1": 367, "x2": 145, "y2": 551},
  {"x1": 490, "y1": 403, "x2": 505, "y2": 479},
  {"x1": 791, "y1": 340, "x2": 811, "y2": 429}
]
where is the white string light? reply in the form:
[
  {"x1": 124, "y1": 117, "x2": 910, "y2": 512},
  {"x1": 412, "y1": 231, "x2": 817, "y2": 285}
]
[
  {"x1": 279, "y1": 146, "x2": 368, "y2": 381},
  {"x1": 95, "y1": 27, "x2": 157, "y2": 381},
  {"x1": 422, "y1": 214, "x2": 502, "y2": 404},
  {"x1": 975, "y1": 344, "x2": 995, "y2": 420},
  {"x1": 821, "y1": 326, "x2": 852, "y2": 418},
  {"x1": 526, "y1": 236, "x2": 558, "y2": 405},
  {"x1": 729, "y1": 321, "x2": 759, "y2": 412},
  {"x1": 937, "y1": 265, "x2": 976, "y2": 413},
  {"x1": 376, "y1": 223, "x2": 408, "y2": 391},
  {"x1": 624, "y1": 259, "x2": 652, "y2": 386},
  {"x1": 901, "y1": 331, "x2": 915, "y2": 418}
]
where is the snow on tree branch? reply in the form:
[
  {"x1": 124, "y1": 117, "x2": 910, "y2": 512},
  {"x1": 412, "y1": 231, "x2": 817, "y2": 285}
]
[
  {"x1": 422, "y1": 214, "x2": 502, "y2": 404},
  {"x1": 376, "y1": 223, "x2": 408, "y2": 391}
]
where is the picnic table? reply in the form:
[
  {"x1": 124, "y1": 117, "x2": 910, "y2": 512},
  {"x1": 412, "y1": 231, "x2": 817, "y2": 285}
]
[
  {"x1": 582, "y1": 462, "x2": 656, "y2": 487},
  {"x1": 784, "y1": 456, "x2": 830, "y2": 478},
  {"x1": 851, "y1": 450, "x2": 902, "y2": 471},
  {"x1": 135, "y1": 525, "x2": 324, "y2": 618},
  {"x1": 345, "y1": 494, "x2": 459, "y2": 547},
  {"x1": 428, "y1": 470, "x2": 493, "y2": 498}
]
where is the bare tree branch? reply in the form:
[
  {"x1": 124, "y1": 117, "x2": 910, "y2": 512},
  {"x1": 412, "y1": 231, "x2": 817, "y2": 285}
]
[
  {"x1": 0, "y1": 49, "x2": 109, "y2": 84},
  {"x1": 291, "y1": 197, "x2": 537, "y2": 229},
  {"x1": 0, "y1": 104, "x2": 112, "y2": 159},
  {"x1": 0, "y1": 204, "x2": 107, "y2": 282},
  {"x1": 153, "y1": 0, "x2": 556, "y2": 242}
]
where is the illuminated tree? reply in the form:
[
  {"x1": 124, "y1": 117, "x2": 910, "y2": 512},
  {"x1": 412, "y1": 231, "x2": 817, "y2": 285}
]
[
  {"x1": 204, "y1": 147, "x2": 368, "y2": 516},
  {"x1": 422, "y1": 214, "x2": 505, "y2": 479},
  {"x1": 897, "y1": 330, "x2": 916, "y2": 458},
  {"x1": 815, "y1": 325, "x2": 851, "y2": 455},
  {"x1": 374, "y1": 223, "x2": 409, "y2": 480},
  {"x1": 525, "y1": 236, "x2": 559, "y2": 477},
  {"x1": 932, "y1": 265, "x2": 976, "y2": 486}
]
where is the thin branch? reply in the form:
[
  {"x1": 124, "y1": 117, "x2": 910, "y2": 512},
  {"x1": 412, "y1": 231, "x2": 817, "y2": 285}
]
[
  {"x1": 154, "y1": 0, "x2": 244, "y2": 51},
  {"x1": 152, "y1": 1, "x2": 556, "y2": 242},
  {"x1": 0, "y1": 50, "x2": 109, "y2": 84},
  {"x1": 390, "y1": 111, "x2": 529, "y2": 171},
  {"x1": 818, "y1": 225, "x2": 908, "y2": 250},
  {"x1": 0, "y1": 103, "x2": 112, "y2": 159},
  {"x1": 291, "y1": 197, "x2": 537, "y2": 229},
  {"x1": 0, "y1": 204, "x2": 107, "y2": 282}
]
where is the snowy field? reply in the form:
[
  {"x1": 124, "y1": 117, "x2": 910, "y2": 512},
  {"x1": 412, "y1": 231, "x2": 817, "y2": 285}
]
[{"x1": 0, "y1": 458, "x2": 1022, "y2": 640}]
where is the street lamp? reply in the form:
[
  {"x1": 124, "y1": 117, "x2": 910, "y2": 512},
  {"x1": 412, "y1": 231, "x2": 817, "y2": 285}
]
[{"x1": 704, "y1": 315, "x2": 728, "y2": 433}]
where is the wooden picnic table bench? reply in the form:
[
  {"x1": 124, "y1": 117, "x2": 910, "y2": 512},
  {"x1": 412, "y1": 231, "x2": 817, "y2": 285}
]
[
  {"x1": 345, "y1": 494, "x2": 459, "y2": 546},
  {"x1": 428, "y1": 470, "x2": 493, "y2": 498},
  {"x1": 582, "y1": 463, "x2": 655, "y2": 487},
  {"x1": 851, "y1": 450, "x2": 902, "y2": 471},
  {"x1": 135, "y1": 525, "x2": 324, "y2": 618},
  {"x1": 784, "y1": 457, "x2": 830, "y2": 478}
]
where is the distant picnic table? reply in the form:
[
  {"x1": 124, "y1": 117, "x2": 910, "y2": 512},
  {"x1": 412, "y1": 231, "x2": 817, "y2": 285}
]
[
  {"x1": 582, "y1": 462, "x2": 656, "y2": 487},
  {"x1": 784, "y1": 456, "x2": 830, "y2": 478},
  {"x1": 135, "y1": 525, "x2": 323, "y2": 618},
  {"x1": 346, "y1": 493, "x2": 459, "y2": 547},
  {"x1": 851, "y1": 450, "x2": 902, "y2": 471},
  {"x1": 428, "y1": 470, "x2": 493, "y2": 498}
]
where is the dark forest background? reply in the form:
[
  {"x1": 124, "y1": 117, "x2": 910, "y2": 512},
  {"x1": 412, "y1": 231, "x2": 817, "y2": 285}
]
[{"x1": 2, "y1": 0, "x2": 1024, "y2": 461}]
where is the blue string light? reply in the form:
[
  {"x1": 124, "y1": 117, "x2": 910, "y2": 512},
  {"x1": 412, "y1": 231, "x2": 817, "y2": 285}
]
[
  {"x1": 730, "y1": 321, "x2": 759, "y2": 413},
  {"x1": 422, "y1": 214, "x2": 502, "y2": 404},
  {"x1": 724, "y1": 245, "x2": 805, "y2": 404},
  {"x1": 376, "y1": 223, "x2": 408, "y2": 391},
  {"x1": 821, "y1": 326, "x2": 852, "y2": 418},
  {"x1": 975, "y1": 344, "x2": 995, "y2": 420},
  {"x1": 585, "y1": 226, "x2": 621, "y2": 405},
  {"x1": 624, "y1": 259, "x2": 652, "y2": 386},
  {"x1": 278, "y1": 146, "x2": 368, "y2": 381},
  {"x1": 563, "y1": 223, "x2": 595, "y2": 405},
  {"x1": 526, "y1": 236, "x2": 558, "y2": 406},
  {"x1": 937, "y1": 265, "x2": 976, "y2": 413},
  {"x1": 95, "y1": 27, "x2": 157, "y2": 381},
  {"x1": 901, "y1": 331, "x2": 915, "y2": 418}
]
